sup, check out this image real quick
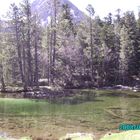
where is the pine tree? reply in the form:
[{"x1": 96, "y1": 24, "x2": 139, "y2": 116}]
[
  {"x1": 0, "y1": 21, "x2": 6, "y2": 91},
  {"x1": 22, "y1": 0, "x2": 33, "y2": 86},
  {"x1": 119, "y1": 25, "x2": 129, "y2": 84},
  {"x1": 86, "y1": 4, "x2": 95, "y2": 82},
  {"x1": 10, "y1": 3, "x2": 26, "y2": 88},
  {"x1": 123, "y1": 11, "x2": 138, "y2": 84}
]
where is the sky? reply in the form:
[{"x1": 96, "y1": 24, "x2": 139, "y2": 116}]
[
  {"x1": 0, "y1": 0, "x2": 140, "y2": 18},
  {"x1": 70, "y1": 0, "x2": 140, "y2": 18}
]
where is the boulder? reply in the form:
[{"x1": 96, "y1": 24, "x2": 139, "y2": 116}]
[
  {"x1": 100, "y1": 130, "x2": 140, "y2": 140},
  {"x1": 59, "y1": 133, "x2": 95, "y2": 140}
]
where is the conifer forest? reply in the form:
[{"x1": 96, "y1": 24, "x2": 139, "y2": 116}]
[
  {"x1": 0, "y1": 0, "x2": 140, "y2": 91},
  {"x1": 1, "y1": 0, "x2": 140, "y2": 140}
]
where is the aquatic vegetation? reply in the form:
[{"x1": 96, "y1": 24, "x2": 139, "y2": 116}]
[{"x1": 0, "y1": 90, "x2": 140, "y2": 139}]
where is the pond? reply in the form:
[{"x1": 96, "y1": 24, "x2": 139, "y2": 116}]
[{"x1": 0, "y1": 90, "x2": 140, "y2": 139}]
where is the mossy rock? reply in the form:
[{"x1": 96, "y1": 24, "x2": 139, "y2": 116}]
[
  {"x1": 59, "y1": 133, "x2": 95, "y2": 140},
  {"x1": 100, "y1": 130, "x2": 140, "y2": 140}
]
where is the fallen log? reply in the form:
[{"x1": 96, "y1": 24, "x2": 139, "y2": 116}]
[{"x1": 104, "y1": 109, "x2": 123, "y2": 119}]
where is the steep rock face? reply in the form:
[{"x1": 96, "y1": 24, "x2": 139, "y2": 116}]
[{"x1": 31, "y1": 0, "x2": 85, "y2": 24}]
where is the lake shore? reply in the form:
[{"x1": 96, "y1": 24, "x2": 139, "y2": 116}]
[{"x1": 0, "y1": 88, "x2": 140, "y2": 139}]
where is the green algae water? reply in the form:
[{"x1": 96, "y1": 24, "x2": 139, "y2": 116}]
[{"x1": 0, "y1": 90, "x2": 140, "y2": 139}]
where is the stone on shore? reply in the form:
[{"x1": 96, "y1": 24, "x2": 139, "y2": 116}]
[{"x1": 59, "y1": 133, "x2": 95, "y2": 140}]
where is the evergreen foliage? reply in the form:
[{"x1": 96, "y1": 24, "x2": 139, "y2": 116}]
[{"x1": 1, "y1": 0, "x2": 140, "y2": 89}]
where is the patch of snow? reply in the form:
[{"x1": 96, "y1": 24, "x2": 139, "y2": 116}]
[
  {"x1": 70, "y1": 9, "x2": 76, "y2": 18},
  {"x1": 47, "y1": 16, "x2": 51, "y2": 24}
]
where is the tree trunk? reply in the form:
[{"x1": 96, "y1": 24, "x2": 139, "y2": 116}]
[
  {"x1": 0, "y1": 64, "x2": 6, "y2": 92},
  {"x1": 14, "y1": 9, "x2": 25, "y2": 88},
  {"x1": 22, "y1": 44, "x2": 27, "y2": 90},
  {"x1": 50, "y1": 18, "x2": 54, "y2": 84},
  {"x1": 26, "y1": 1, "x2": 33, "y2": 87},
  {"x1": 47, "y1": 27, "x2": 51, "y2": 86},
  {"x1": 1, "y1": 76, "x2": 6, "y2": 92},
  {"x1": 90, "y1": 15, "x2": 94, "y2": 82},
  {"x1": 52, "y1": 0, "x2": 57, "y2": 67},
  {"x1": 34, "y1": 27, "x2": 39, "y2": 89}
]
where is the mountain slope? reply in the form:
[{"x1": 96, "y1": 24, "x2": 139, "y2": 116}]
[{"x1": 31, "y1": 0, "x2": 85, "y2": 24}]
